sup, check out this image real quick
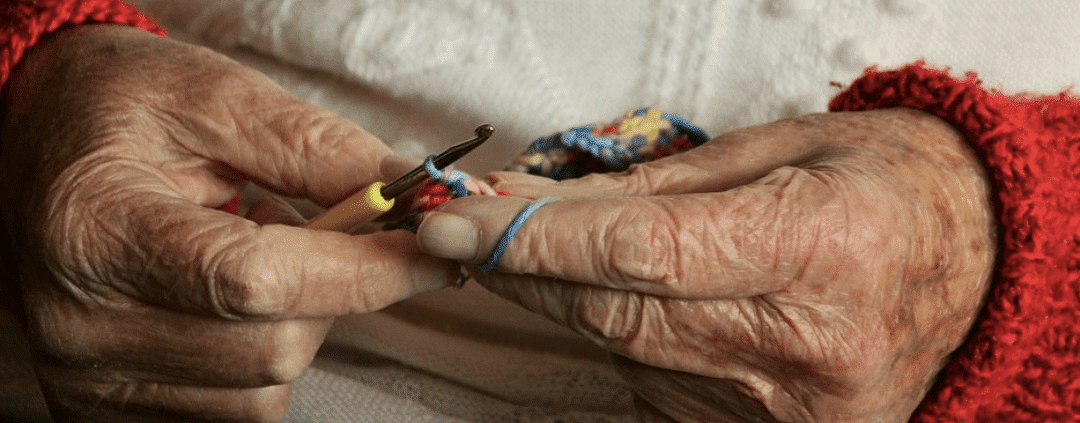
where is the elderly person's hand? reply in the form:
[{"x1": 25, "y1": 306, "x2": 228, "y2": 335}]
[
  {"x1": 417, "y1": 109, "x2": 997, "y2": 422},
  {"x1": 0, "y1": 25, "x2": 458, "y2": 422}
]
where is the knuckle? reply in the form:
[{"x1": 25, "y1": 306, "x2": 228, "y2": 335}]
[
  {"x1": 748, "y1": 297, "x2": 884, "y2": 388},
  {"x1": 255, "y1": 354, "x2": 305, "y2": 386},
  {"x1": 573, "y1": 289, "x2": 646, "y2": 344},
  {"x1": 765, "y1": 169, "x2": 892, "y2": 284},
  {"x1": 623, "y1": 162, "x2": 665, "y2": 195},
  {"x1": 256, "y1": 355, "x2": 306, "y2": 387},
  {"x1": 209, "y1": 249, "x2": 288, "y2": 319},
  {"x1": 254, "y1": 323, "x2": 315, "y2": 385},
  {"x1": 24, "y1": 293, "x2": 111, "y2": 367},
  {"x1": 606, "y1": 206, "x2": 681, "y2": 289},
  {"x1": 273, "y1": 106, "x2": 355, "y2": 173},
  {"x1": 175, "y1": 55, "x2": 260, "y2": 97},
  {"x1": 295, "y1": 112, "x2": 351, "y2": 155},
  {"x1": 834, "y1": 196, "x2": 901, "y2": 268},
  {"x1": 28, "y1": 319, "x2": 100, "y2": 368}
]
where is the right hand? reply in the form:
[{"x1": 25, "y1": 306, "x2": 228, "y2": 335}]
[
  {"x1": 418, "y1": 109, "x2": 998, "y2": 422},
  {"x1": 0, "y1": 25, "x2": 458, "y2": 422}
]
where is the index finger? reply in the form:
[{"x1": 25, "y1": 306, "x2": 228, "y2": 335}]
[
  {"x1": 136, "y1": 32, "x2": 416, "y2": 208},
  {"x1": 413, "y1": 114, "x2": 846, "y2": 298},
  {"x1": 118, "y1": 194, "x2": 459, "y2": 319},
  {"x1": 418, "y1": 166, "x2": 852, "y2": 300}
]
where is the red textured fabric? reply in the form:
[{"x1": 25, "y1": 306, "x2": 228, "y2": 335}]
[
  {"x1": 0, "y1": 0, "x2": 164, "y2": 88},
  {"x1": 831, "y1": 63, "x2": 1080, "y2": 422}
]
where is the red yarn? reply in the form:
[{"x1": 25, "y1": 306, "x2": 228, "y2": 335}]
[
  {"x1": 0, "y1": 0, "x2": 164, "y2": 88},
  {"x1": 832, "y1": 63, "x2": 1080, "y2": 422},
  {"x1": 417, "y1": 181, "x2": 453, "y2": 211}
]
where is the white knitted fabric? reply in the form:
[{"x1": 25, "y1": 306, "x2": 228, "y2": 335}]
[
  {"x1": 130, "y1": 0, "x2": 1080, "y2": 168},
  {"x1": 3, "y1": 0, "x2": 1080, "y2": 421}
]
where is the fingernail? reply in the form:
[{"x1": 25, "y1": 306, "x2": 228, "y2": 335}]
[{"x1": 417, "y1": 212, "x2": 479, "y2": 261}]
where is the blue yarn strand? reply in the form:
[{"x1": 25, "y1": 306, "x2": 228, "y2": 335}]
[
  {"x1": 661, "y1": 111, "x2": 710, "y2": 146},
  {"x1": 518, "y1": 108, "x2": 708, "y2": 180},
  {"x1": 420, "y1": 156, "x2": 560, "y2": 272},
  {"x1": 479, "y1": 196, "x2": 561, "y2": 272},
  {"x1": 424, "y1": 155, "x2": 470, "y2": 198}
]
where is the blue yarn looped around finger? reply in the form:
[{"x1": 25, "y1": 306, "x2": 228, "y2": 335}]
[
  {"x1": 424, "y1": 155, "x2": 470, "y2": 198},
  {"x1": 479, "y1": 196, "x2": 561, "y2": 272}
]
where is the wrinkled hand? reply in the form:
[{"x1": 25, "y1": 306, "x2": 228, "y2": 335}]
[
  {"x1": 0, "y1": 25, "x2": 458, "y2": 422},
  {"x1": 417, "y1": 109, "x2": 996, "y2": 422}
]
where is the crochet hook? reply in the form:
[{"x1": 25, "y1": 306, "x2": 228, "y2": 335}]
[{"x1": 302, "y1": 124, "x2": 494, "y2": 232}]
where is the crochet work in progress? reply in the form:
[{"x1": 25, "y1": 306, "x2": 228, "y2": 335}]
[
  {"x1": 406, "y1": 106, "x2": 710, "y2": 216},
  {"x1": 506, "y1": 107, "x2": 711, "y2": 179},
  {"x1": 402, "y1": 107, "x2": 710, "y2": 270}
]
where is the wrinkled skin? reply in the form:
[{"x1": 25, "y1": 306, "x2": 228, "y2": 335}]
[
  {"x1": 418, "y1": 109, "x2": 998, "y2": 422},
  {"x1": 1, "y1": 26, "x2": 459, "y2": 422}
]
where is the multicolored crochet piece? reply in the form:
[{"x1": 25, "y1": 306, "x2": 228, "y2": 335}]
[
  {"x1": 505, "y1": 107, "x2": 711, "y2": 180},
  {"x1": 398, "y1": 108, "x2": 709, "y2": 230}
]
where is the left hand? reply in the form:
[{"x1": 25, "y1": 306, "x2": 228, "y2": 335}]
[
  {"x1": 416, "y1": 109, "x2": 997, "y2": 422},
  {"x1": 1, "y1": 25, "x2": 457, "y2": 422}
]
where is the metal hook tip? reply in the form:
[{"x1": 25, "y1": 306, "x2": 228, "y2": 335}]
[{"x1": 475, "y1": 124, "x2": 495, "y2": 139}]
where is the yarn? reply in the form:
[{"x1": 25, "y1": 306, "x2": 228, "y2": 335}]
[
  {"x1": 409, "y1": 157, "x2": 560, "y2": 272},
  {"x1": 0, "y1": 0, "x2": 164, "y2": 89},
  {"x1": 422, "y1": 155, "x2": 472, "y2": 198},
  {"x1": 506, "y1": 107, "x2": 710, "y2": 180},
  {"x1": 478, "y1": 196, "x2": 560, "y2": 272},
  {"x1": 397, "y1": 155, "x2": 503, "y2": 232},
  {"x1": 407, "y1": 108, "x2": 707, "y2": 218},
  {"x1": 406, "y1": 108, "x2": 707, "y2": 271}
]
